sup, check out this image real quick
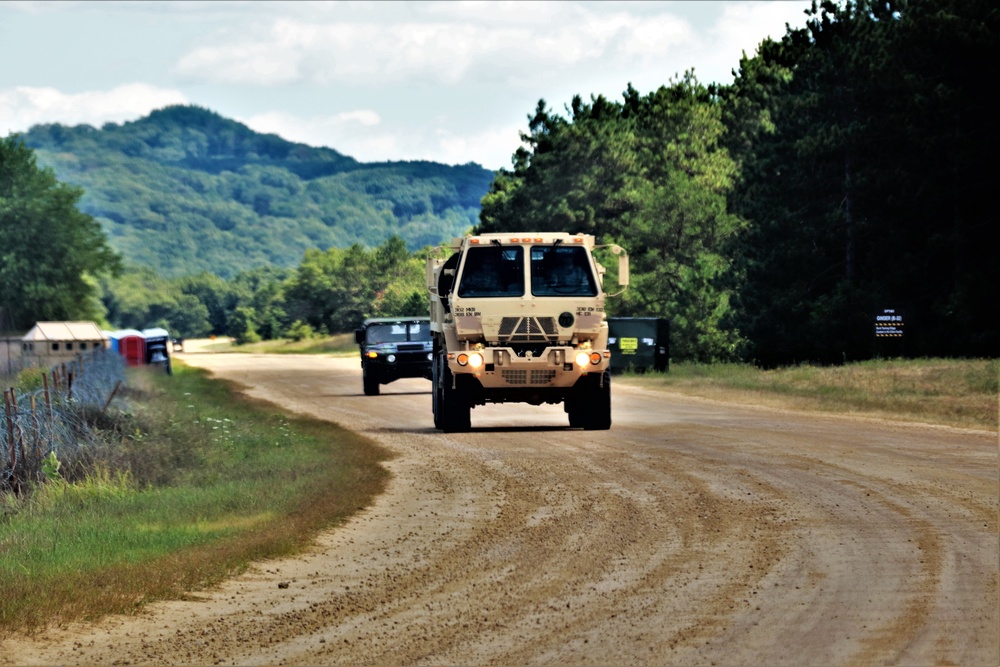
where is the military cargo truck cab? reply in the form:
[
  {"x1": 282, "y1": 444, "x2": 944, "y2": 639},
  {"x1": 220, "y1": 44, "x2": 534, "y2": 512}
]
[{"x1": 427, "y1": 233, "x2": 628, "y2": 431}]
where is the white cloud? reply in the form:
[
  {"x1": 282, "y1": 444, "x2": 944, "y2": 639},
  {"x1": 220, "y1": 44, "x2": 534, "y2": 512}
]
[
  {"x1": 242, "y1": 107, "x2": 519, "y2": 168},
  {"x1": 711, "y1": 2, "x2": 810, "y2": 62},
  {"x1": 168, "y1": 5, "x2": 703, "y2": 89},
  {"x1": 0, "y1": 83, "x2": 188, "y2": 135},
  {"x1": 242, "y1": 109, "x2": 382, "y2": 142},
  {"x1": 174, "y1": 41, "x2": 304, "y2": 86}
]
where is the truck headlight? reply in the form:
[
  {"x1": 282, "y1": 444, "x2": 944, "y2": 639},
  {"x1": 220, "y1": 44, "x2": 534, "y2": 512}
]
[
  {"x1": 387, "y1": 354, "x2": 396, "y2": 363},
  {"x1": 458, "y1": 352, "x2": 484, "y2": 369}
]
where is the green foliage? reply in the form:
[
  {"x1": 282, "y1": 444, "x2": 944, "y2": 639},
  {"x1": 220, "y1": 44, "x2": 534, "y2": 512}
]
[
  {"x1": 228, "y1": 306, "x2": 261, "y2": 345},
  {"x1": 0, "y1": 136, "x2": 122, "y2": 331},
  {"x1": 40, "y1": 452, "x2": 62, "y2": 482},
  {"x1": 14, "y1": 366, "x2": 46, "y2": 392},
  {"x1": 21, "y1": 106, "x2": 491, "y2": 279},
  {"x1": 286, "y1": 320, "x2": 315, "y2": 342},
  {"x1": 101, "y1": 266, "x2": 211, "y2": 338},
  {"x1": 283, "y1": 235, "x2": 426, "y2": 335},
  {"x1": 479, "y1": 0, "x2": 996, "y2": 364},
  {"x1": 479, "y1": 77, "x2": 746, "y2": 361},
  {"x1": 721, "y1": 0, "x2": 998, "y2": 364}
]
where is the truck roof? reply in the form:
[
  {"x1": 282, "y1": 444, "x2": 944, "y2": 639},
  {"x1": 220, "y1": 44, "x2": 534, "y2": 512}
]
[
  {"x1": 360, "y1": 317, "x2": 430, "y2": 325},
  {"x1": 451, "y1": 232, "x2": 595, "y2": 247}
]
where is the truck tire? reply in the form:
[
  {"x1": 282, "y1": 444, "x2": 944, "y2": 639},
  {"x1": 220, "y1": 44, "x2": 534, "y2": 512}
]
[
  {"x1": 436, "y1": 356, "x2": 471, "y2": 432},
  {"x1": 432, "y1": 355, "x2": 443, "y2": 428},
  {"x1": 581, "y1": 372, "x2": 611, "y2": 430},
  {"x1": 565, "y1": 395, "x2": 584, "y2": 428},
  {"x1": 363, "y1": 365, "x2": 380, "y2": 396}
]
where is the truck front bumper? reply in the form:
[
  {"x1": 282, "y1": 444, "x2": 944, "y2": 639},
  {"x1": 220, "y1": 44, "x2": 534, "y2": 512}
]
[{"x1": 447, "y1": 346, "x2": 610, "y2": 389}]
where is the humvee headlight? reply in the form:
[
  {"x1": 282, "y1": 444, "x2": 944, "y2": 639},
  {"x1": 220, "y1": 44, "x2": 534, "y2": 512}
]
[
  {"x1": 387, "y1": 354, "x2": 396, "y2": 363},
  {"x1": 575, "y1": 351, "x2": 591, "y2": 368}
]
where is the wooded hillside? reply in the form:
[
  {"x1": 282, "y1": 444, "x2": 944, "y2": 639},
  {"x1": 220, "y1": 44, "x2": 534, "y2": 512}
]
[{"x1": 21, "y1": 106, "x2": 493, "y2": 278}]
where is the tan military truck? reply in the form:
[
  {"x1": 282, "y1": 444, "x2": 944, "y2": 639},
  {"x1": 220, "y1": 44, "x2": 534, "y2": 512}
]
[{"x1": 427, "y1": 232, "x2": 629, "y2": 431}]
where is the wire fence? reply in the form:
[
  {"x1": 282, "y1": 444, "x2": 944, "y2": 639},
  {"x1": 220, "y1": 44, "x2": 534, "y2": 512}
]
[{"x1": 1, "y1": 348, "x2": 127, "y2": 493}]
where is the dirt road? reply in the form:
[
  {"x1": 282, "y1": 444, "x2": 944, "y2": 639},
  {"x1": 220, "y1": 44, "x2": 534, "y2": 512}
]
[{"x1": 5, "y1": 352, "x2": 998, "y2": 666}]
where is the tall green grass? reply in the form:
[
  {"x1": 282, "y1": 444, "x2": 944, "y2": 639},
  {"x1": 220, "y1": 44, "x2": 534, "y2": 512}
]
[
  {"x1": 0, "y1": 362, "x2": 389, "y2": 635},
  {"x1": 627, "y1": 358, "x2": 998, "y2": 431}
]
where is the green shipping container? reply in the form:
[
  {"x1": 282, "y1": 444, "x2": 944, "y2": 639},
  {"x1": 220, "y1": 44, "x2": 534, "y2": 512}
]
[{"x1": 607, "y1": 318, "x2": 669, "y2": 373}]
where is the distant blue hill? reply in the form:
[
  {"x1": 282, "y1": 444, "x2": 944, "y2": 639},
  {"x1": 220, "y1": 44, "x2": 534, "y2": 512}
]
[{"x1": 22, "y1": 105, "x2": 495, "y2": 278}]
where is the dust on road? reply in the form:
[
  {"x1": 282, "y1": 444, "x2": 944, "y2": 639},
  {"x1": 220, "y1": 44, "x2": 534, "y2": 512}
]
[{"x1": 4, "y1": 352, "x2": 997, "y2": 666}]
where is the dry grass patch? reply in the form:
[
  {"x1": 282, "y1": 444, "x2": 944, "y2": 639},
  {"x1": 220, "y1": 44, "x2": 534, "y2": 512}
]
[{"x1": 625, "y1": 358, "x2": 998, "y2": 431}]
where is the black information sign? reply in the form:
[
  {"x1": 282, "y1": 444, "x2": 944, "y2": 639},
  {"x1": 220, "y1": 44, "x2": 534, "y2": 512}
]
[{"x1": 875, "y1": 308, "x2": 904, "y2": 338}]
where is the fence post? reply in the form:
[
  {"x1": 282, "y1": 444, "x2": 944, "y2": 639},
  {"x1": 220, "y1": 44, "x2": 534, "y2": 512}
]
[
  {"x1": 30, "y1": 394, "x2": 40, "y2": 465},
  {"x1": 4, "y1": 389, "x2": 16, "y2": 489},
  {"x1": 103, "y1": 380, "x2": 123, "y2": 411},
  {"x1": 43, "y1": 371, "x2": 52, "y2": 420}
]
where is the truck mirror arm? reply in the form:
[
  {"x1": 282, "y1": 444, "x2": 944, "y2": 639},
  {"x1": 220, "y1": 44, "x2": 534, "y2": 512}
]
[{"x1": 596, "y1": 244, "x2": 629, "y2": 296}]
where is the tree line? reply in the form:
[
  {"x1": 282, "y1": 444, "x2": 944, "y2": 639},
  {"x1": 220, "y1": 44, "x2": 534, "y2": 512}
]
[
  {"x1": 3, "y1": 0, "x2": 995, "y2": 364},
  {"x1": 481, "y1": 0, "x2": 996, "y2": 364}
]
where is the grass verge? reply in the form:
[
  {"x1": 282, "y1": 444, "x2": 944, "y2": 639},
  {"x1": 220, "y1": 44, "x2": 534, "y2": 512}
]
[
  {"x1": 0, "y1": 361, "x2": 390, "y2": 637},
  {"x1": 623, "y1": 358, "x2": 998, "y2": 431}
]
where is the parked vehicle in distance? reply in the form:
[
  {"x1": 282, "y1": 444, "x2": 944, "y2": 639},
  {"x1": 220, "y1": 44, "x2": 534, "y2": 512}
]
[
  {"x1": 142, "y1": 328, "x2": 172, "y2": 375},
  {"x1": 355, "y1": 317, "x2": 434, "y2": 396}
]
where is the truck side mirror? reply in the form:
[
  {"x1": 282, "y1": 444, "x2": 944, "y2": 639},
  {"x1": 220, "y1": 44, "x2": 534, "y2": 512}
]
[{"x1": 618, "y1": 252, "x2": 629, "y2": 287}]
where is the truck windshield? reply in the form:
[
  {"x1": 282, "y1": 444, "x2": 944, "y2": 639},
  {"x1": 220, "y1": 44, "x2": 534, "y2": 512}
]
[
  {"x1": 457, "y1": 246, "x2": 525, "y2": 298},
  {"x1": 366, "y1": 322, "x2": 431, "y2": 344},
  {"x1": 530, "y1": 245, "x2": 598, "y2": 296}
]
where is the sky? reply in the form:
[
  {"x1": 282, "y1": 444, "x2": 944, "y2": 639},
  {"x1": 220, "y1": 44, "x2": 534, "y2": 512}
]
[{"x1": 0, "y1": 1, "x2": 815, "y2": 171}]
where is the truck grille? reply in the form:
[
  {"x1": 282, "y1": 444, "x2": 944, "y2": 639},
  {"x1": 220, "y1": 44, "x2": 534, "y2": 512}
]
[
  {"x1": 498, "y1": 317, "x2": 557, "y2": 343},
  {"x1": 502, "y1": 369, "x2": 557, "y2": 385}
]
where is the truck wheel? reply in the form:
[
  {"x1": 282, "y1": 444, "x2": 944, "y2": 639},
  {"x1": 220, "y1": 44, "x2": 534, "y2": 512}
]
[
  {"x1": 432, "y1": 355, "x2": 443, "y2": 428},
  {"x1": 565, "y1": 395, "x2": 584, "y2": 428},
  {"x1": 438, "y1": 361, "x2": 471, "y2": 432},
  {"x1": 582, "y1": 372, "x2": 611, "y2": 430},
  {"x1": 363, "y1": 366, "x2": 380, "y2": 396}
]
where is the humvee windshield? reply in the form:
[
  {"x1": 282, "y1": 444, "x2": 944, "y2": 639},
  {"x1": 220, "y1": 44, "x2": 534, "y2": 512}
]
[{"x1": 366, "y1": 322, "x2": 432, "y2": 344}]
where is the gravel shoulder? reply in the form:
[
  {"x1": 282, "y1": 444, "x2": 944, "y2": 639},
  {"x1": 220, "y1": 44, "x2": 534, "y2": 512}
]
[{"x1": 3, "y1": 352, "x2": 997, "y2": 666}]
